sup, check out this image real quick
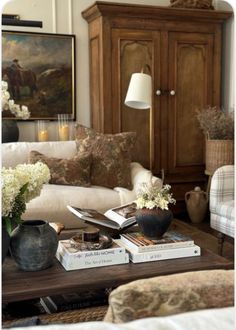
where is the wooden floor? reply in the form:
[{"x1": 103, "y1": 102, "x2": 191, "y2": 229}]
[{"x1": 177, "y1": 216, "x2": 234, "y2": 263}]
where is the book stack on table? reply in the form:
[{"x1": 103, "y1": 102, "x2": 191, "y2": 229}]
[
  {"x1": 115, "y1": 231, "x2": 201, "y2": 263},
  {"x1": 56, "y1": 240, "x2": 129, "y2": 271}
]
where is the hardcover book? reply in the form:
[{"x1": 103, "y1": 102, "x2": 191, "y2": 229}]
[
  {"x1": 40, "y1": 289, "x2": 110, "y2": 314},
  {"x1": 120, "y1": 231, "x2": 194, "y2": 253},
  {"x1": 115, "y1": 239, "x2": 201, "y2": 264},
  {"x1": 56, "y1": 240, "x2": 129, "y2": 271},
  {"x1": 67, "y1": 202, "x2": 137, "y2": 230}
]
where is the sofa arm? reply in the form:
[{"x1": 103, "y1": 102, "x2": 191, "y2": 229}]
[
  {"x1": 114, "y1": 162, "x2": 162, "y2": 205},
  {"x1": 130, "y1": 162, "x2": 162, "y2": 193},
  {"x1": 210, "y1": 165, "x2": 234, "y2": 213}
]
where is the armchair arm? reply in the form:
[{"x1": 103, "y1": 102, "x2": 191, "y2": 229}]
[
  {"x1": 114, "y1": 162, "x2": 162, "y2": 205},
  {"x1": 210, "y1": 165, "x2": 234, "y2": 213}
]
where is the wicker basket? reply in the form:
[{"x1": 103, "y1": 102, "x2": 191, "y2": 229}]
[
  {"x1": 2, "y1": 305, "x2": 108, "y2": 327},
  {"x1": 205, "y1": 139, "x2": 234, "y2": 175}
]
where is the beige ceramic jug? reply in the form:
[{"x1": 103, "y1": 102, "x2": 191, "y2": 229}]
[{"x1": 185, "y1": 186, "x2": 208, "y2": 223}]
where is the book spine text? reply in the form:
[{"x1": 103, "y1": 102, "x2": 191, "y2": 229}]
[
  {"x1": 58, "y1": 241, "x2": 126, "y2": 258},
  {"x1": 56, "y1": 251, "x2": 129, "y2": 270},
  {"x1": 120, "y1": 235, "x2": 194, "y2": 252},
  {"x1": 129, "y1": 245, "x2": 201, "y2": 263}
]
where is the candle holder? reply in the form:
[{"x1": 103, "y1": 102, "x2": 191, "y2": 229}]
[
  {"x1": 37, "y1": 120, "x2": 49, "y2": 142},
  {"x1": 58, "y1": 114, "x2": 70, "y2": 141}
]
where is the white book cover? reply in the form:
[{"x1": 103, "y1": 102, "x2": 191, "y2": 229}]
[
  {"x1": 115, "y1": 239, "x2": 201, "y2": 263},
  {"x1": 56, "y1": 250, "x2": 129, "y2": 271},
  {"x1": 58, "y1": 240, "x2": 126, "y2": 259},
  {"x1": 67, "y1": 202, "x2": 136, "y2": 230},
  {"x1": 120, "y1": 231, "x2": 194, "y2": 253}
]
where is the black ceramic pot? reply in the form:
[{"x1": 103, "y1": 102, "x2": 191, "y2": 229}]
[
  {"x1": 2, "y1": 120, "x2": 19, "y2": 143},
  {"x1": 135, "y1": 208, "x2": 173, "y2": 239},
  {"x1": 2, "y1": 224, "x2": 10, "y2": 263},
  {"x1": 10, "y1": 220, "x2": 58, "y2": 271}
]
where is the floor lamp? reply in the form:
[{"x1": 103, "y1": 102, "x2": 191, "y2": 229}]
[{"x1": 124, "y1": 71, "x2": 154, "y2": 169}]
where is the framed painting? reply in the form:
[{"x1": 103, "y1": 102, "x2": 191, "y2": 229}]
[{"x1": 2, "y1": 31, "x2": 76, "y2": 120}]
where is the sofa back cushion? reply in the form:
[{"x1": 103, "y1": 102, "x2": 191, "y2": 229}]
[
  {"x1": 2, "y1": 141, "x2": 77, "y2": 168},
  {"x1": 75, "y1": 125, "x2": 136, "y2": 189},
  {"x1": 29, "y1": 150, "x2": 91, "y2": 186}
]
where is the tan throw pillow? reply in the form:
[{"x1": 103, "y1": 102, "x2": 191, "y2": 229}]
[
  {"x1": 104, "y1": 269, "x2": 234, "y2": 323},
  {"x1": 75, "y1": 125, "x2": 136, "y2": 189},
  {"x1": 29, "y1": 150, "x2": 91, "y2": 187}
]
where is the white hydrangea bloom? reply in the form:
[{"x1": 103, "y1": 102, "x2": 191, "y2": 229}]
[
  {"x1": 135, "y1": 182, "x2": 176, "y2": 210},
  {"x1": 2, "y1": 170, "x2": 22, "y2": 217},
  {"x1": 1, "y1": 81, "x2": 30, "y2": 119},
  {"x1": 2, "y1": 162, "x2": 50, "y2": 218}
]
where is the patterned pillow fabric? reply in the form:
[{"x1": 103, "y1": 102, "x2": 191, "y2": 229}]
[
  {"x1": 104, "y1": 269, "x2": 234, "y2": 323},
  {"x1": 75, "y1": 125, "x2": 136, "y2": 189},
  {"x1": 29, "y1": 150, "x2": 91, "y2": 187}
]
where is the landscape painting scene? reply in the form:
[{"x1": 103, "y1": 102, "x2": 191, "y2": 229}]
[{"x1": 2, "y1": 31, "x2": 75, "y2": 120}]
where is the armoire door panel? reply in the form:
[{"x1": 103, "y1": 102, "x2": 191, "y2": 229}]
[
  {"x1": 168, "y1": 32, "x2": 214, "y2": 176},
  {"x1": 111, "y1": 29, "x2": 161, "y2": 169}
]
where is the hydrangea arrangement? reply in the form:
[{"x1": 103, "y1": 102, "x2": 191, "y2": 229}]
[
  {"x1": 135, "y1": 183, "x2": 176, "y2": 211},
  {"x1": 2, "y1": 162, "x2": 50, "y2": 234},
  {"x1": 2, "y1": 80, "x2": 30, "y2": 119}
]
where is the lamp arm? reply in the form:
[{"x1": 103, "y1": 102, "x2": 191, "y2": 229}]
[{"x1": 141, "y1": 64, "x2": 151, "y2": 75}]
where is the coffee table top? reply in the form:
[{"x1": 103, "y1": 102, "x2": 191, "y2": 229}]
[{"x1": 2, "y1": 246, "x2": 233, "y2": 304}]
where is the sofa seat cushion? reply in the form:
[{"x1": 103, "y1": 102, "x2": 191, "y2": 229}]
[
  {"x1": 75, "y1": 125, "x2": 136, "y2": 189},
  {"x1": 29, "y1": 150, "x2": 92, "y2": 187},
  {"x1": 215, "y1": 200, "x2": 234, "y2": 221},
  {"x1": 23, "y1": 184, "x2": 121, "y2": 229},
  {"x1": 104, "y1": 269, "x2": 234, "y2": 323}
]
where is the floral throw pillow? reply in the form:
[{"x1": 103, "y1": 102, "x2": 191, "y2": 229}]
[
  {"x1": 104, "y1": 269, "x2": 234, "y2": 323},
  {"x1": 29, "y1": 150, "x2": 91, "y2": 187},
  {"x1": 75, "y1": 125, "x2": 136, "y2": 189}
]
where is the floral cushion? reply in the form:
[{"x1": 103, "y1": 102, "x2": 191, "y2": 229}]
[
  {"x1": 75, "y1": 125, "x2": 136, "y2": 189},
  {"x1": 104, "y1": 269, "x2": 234, "y2": 323},
  {"x1": 29, "y1": 150, "x2": 91, "y2": 187}
]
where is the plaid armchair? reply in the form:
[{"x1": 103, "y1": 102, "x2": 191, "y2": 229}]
[{"x1": 209, "y1": 165, "x2": 234, "y2": 255}]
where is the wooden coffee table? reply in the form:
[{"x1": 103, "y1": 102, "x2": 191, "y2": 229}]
[{"x1": 2, "y1": 243, "x2": 233, "y2": 304}]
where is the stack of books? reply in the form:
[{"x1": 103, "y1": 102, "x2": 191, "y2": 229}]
[
  {"x1": 40, "y1": 289, "x2": 111, "y2": 314},
  {"x1": 56, "y1": 239, "x2": 129, "y2": 271},
  {"x1": 115, "y1": 231, "x2": 201, "y2": 263}
]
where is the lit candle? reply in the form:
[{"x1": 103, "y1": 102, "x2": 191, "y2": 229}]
[
  {"x1": 38, "y1": 130, "x2": 48, "y2": 142},
  {"x1": 59, "y1": 125, "x2": 69, "y2": 141}
]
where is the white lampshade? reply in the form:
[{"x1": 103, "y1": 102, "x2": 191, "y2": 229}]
[{"x1": 125, "y1": 73, "x2": 152, "y2": 109}]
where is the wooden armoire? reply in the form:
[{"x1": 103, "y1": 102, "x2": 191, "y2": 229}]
[{"x1": 82, "y1": 1, "x2": 232, "y2": 213}]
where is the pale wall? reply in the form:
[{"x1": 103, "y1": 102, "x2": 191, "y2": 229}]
[{"x1": 1, "y1": 0, "x2": 234, "y2": 142}]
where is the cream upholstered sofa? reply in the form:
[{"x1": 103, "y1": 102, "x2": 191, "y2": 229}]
[
  {"x1": 209, "y1": 165, "x2": 234, "y2": 254},
  {"x1": 2, "y1": 141, "x2": 161, "y2": 229}
]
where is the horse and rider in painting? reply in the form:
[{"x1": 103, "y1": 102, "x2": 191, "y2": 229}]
[{"x1": 2, "y1": 59, "x2": 37, "y2": 100}]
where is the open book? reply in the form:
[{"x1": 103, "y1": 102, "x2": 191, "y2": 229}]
[{"x1": 67, "y1": 202, "x2": 137, "y2": 230}]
